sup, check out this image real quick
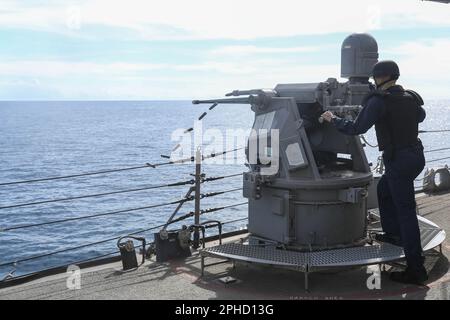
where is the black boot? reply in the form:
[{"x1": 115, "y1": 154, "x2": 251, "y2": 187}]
[
  {"x1": 374, "y1": 233, "x2": 402, "y2": 246},
  {"x1": 390, "y1": 267, "x2": 428, "y2": 285}
]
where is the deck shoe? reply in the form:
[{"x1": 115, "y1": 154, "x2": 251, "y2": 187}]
[{"x1": 389, "y1": 267, "x2": 428, "y2": 285}]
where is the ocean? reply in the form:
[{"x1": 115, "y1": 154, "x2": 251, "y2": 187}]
[{"x1": 1, "y1": 100, "x2": 449, "y2": 276}]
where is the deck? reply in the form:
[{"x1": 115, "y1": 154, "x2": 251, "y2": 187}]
[{"x1": 1, "y1": 191, "x2": 449, "y2": 300}]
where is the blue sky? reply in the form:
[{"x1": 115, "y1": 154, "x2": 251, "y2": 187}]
[{"x1": 0, "y1": 0, "x2": 449, "y2": 100}]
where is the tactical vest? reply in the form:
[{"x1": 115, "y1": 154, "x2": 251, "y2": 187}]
[{"x1": 363, "y1": 86, "x2": 423, "y2": 157}]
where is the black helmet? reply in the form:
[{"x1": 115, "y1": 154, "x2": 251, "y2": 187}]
[{"x1": 371, "y1": 60, "x2": 400, "y2": 79}]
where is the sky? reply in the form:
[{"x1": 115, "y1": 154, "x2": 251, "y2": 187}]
[{"x1": 0, "y1": 0, "x2": 449, "y2": 100}]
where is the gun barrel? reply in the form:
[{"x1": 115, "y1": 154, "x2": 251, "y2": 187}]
[
  {"x1": 192, "y1": 97, "x2": 252, "y2": 105},
  {"x1": 225, "y1": 89, "x2": 277, "y2": 97},
  {"x1": 324, "y1": 105, "x2": 362, "y2": 112}
]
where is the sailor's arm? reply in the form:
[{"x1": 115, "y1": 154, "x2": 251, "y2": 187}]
[{"x1": 321, "y1": 97, "x2": 385, "y2": 136}]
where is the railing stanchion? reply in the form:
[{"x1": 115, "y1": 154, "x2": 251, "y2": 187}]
[{"x1": 193, "y1": 148, "x2": 202, "y2": 249}]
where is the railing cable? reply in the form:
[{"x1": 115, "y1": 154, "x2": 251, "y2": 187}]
[
  {"x1": 0, "y1": 172, "x2": 243, "y2": 210},
  {"x1": 0, "y1": 180, "x2": 194, "y2": 210},
  {"x1": 424, "y1": 147, "x2": 450, "y2": 154},
  {"x1": 168, "y1": 202, "x2": 247, "y2": 225},
  {"x1": 0, "y1": 147, "x2": 243, "y2": 187},
  {"x1": 426, "y1": 156, "x2": 450, "y2": 164},
  {"x1": 1, "y1": 216, "x2": 250, "y2": 281},
  {"x1": 0, "y1": 164, "x2": 155, "y2": 187},
  {"x1": 419, "y1": 129, "x2": 450, "y2": 133},
  {"x1": 0, "y1": 201, "x2": 247, "y2": 268},
  {"x1": 0, "y1": 189, "x2": 242, "y2": 232}
]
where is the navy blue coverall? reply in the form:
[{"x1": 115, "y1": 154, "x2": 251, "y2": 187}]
[{"x1": 331, "y1": 86, "x2": 427, "y2": 272}]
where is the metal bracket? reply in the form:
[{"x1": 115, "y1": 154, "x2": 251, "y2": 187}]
[{"x1": 338, "y1": 187, "x2": 368, "y2": 203}]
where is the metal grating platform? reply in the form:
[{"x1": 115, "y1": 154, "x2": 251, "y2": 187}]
[
  {"x1": 370, "y1": 212, "x2": 446, "y2": 252},
  {"x1": 201, "y1": 243, "x2": 308, "y2": 270},
  {"x1": 201, "y1": 242, "x2": 404, "y2": 269},
  {"x1": 200, "y1": 214, "x2": 446, "y2": 290},
  {"x1": 308, "y1": 243, "x2": 403, "y2": 267},
  {"x1": 418, "y1": 216, "x2": 446, "y2": 251}
]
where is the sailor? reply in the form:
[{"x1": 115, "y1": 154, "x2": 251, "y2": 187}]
[{"x1": 321, "y1": 60, "x2": 428, "y2": 285}]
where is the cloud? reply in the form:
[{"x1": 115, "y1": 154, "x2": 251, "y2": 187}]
[
  {"x1": 383, "y1": 38, "x2": 450, "y2": 98},
  {"x1": 209, "y1": 45, "x2": 320, "y2": 56},
  {"x1": 1, "y1": 0, "x2": 450, "y2": 40},
  {"x1": 2, "y1": 36, "x2": 450, "y2": 99},
  {"x1": 0, "y1": 57, "x2": 339, "y2": 99},
  {"x1": 385, "y1": 38, "x2": 450, "y2": 79},
  {"x1": 0, "y1": 61, "x2": 168, "y2": 77},
  {"x1": 1, "y1": 0, "x2": 449, "y2": 101}
]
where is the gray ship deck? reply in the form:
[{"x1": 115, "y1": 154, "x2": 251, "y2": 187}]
[{"x1": 1, "y1": 191, "x2": 449, "y2": 300}]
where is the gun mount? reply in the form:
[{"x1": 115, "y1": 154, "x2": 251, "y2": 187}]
[{"x1": 192, "y1": 33, "x2": 378, "y2": 250}]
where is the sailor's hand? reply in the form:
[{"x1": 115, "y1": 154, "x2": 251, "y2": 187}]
[{"x1": 321, "y1": 111, "x2": 335, "y2": 123}]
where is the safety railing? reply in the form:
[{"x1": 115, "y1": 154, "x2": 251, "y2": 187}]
[
  {"x1": 2, "y1": 99, "x2": 450, "y2": 281},
  {"x1": 0, "y1": 146, "x2": 248, "y2": 280},
  {"x1": 361, "y1": 130, "x2": 450, "y2": 193},
  {"x1": 0, "y1": 99, "x2": 250, "y2": 281}
]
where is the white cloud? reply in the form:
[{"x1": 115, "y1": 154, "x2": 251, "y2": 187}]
[
  {"x1": 0, "y1": 57, "x2": 339, "y2": 99},
  {"x1": 209, "y1": 45, "x2": 319, "y2": 56},
  {"x1": 1, "y1": 0, "x2": 450, "y2": 40},
  {"x1": 3, "y1": 0, "x2": 450, "y2": 101},
  {"x1": 2, "y1": 36, "x2": 450, "y2": 99},
  {"x1": 383, "y1": 38, "x2": 450, "y2": 98},
  {"x1": 0, "y1": 61, "x2": 168, "y2": 77},
  {"x1": 385, "y1": 38, "x2": 450, "y2": 79}
]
